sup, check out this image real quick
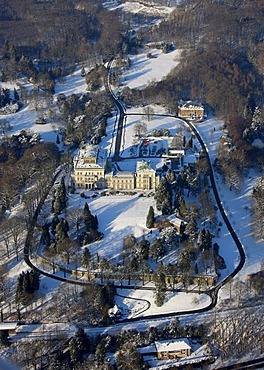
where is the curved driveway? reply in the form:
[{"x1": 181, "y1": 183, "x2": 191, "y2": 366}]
[
  {"x1": 24, "y1": 65, "x2": 247, "y2": 321},
  {"x1": 107, "y1": 74, "x2": 246, "y2": 309}
]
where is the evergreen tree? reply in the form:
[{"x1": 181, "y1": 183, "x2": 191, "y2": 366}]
[
  {"x1": 82, "y1": 247, "x2": 91, "y2": 273},
  {"x1": 179, "y1": 196, "x2": 187, "y2": 217},
  {"x1": 146, "y1": 206, "x2": 155, "y2": 228},
  {"x1": 204, "y1": 229, "x2": 212, "y2": 250},
  {"x1": 55, "y1": 219, "x2": 69, "y2": 243},
  {"x1": 149, "y1": 239, "x2": 164, "y2": 263},
  {"x1": 75, "y1": 328, "x2": 90, "y2": 353},
  {"x1": 62, "y1": 218, "x2": 69, "y2": 233},
  {"x1": 0, "y1": 330, "x2": 10, "y2": 346},
  {"x1": 83, "y1": 202, "x2": 98, "y2": 230},
  {"x1": 137, "y1": 236, "x2": 149, "y2": 260},
  {"x1": 162, "y1": 196, "x2": 172, "y2": 215},
  {"x1": 154, "y1": 177, "x2": 172, "y2": 215},
  {"x1": 166, "y1": 169, "x2": 176, "y2": 184},
  {"x1": 53, "y1": 177, "x2": 67, "y2": 215},
  {"x1": 184, "y1": 216, "x2": 197, "y2": 241},
  {"x1": 183, "y1": 135, "x2": 186, "y2": 147},
  {"x1": 51, "y1": 214, "x2": 59, "y2": 235},
  {"x1": 81, "y1": 66, "x2": 86, "y2": 77},
  {"x1": 198, "y1": 229, "x2": 212, "y2": 250},
  {"x1": 32, "y1": 270, "x2": 40, "y2": 291},
  {"x1": 16, "y1": 269, "x2": 40, "y2": 304},
  {"x1": 153, "y1": 264, "x2": 166, "y2": 307},
  {"x1": 197, "y1": 229, "x2": 206, "y2": 250},
  {"x1": 42, "y1": 223, "x2": 51, "y2": 248},
  {"x1": 23, "y1": 271, "x2": 31, "y2": 294},
  {"x1": 16, "y1": 272, "x2": 24, "y2": 303},
  {"x1": 17, "y1": 308, "x2": 21, "y2": 321},
  {"x1": 13, "y1": 87, "x2": 19, "y2": 101},
  {"x1": 186, "y1": 137, "x2": 193, "y2": 148}
]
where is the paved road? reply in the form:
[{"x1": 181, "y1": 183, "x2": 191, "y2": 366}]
[
  {"x1": 24, "y1": 61, "x2": 246, "y2": 323},
  {"x1": 105, "y1": 69, "x2": 246, "y2": 310},
  {"x1": 185, "y1": 120, "x2": 246, "y2": 305}
]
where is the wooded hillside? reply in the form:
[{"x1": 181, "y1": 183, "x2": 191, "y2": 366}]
[{"x1": 0, "y1": 0, "x2": 122, "y2": 68}]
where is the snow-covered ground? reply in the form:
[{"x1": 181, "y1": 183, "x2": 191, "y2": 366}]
[
  {"x1": 0, "y1": 43, "x2": 263, "y2": 325},
  {"x1": 103, "y1": 0, "x2": 175, "y2": 18},
  {"x1": 121, "y1": 48, "x2": 182, "y2": 89},
  {"x1": 116, "y1": 288, "x2": 211, "y2": 318},
  {"x1": 195, "y1": 116, "x2": 263, "y2": 287}
]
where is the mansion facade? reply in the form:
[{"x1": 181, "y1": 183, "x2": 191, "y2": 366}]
[
  {"x1": 71, "y1": 144, "x2": 160, "y2": 191},
  {"x1": 178, "y1": 101, "x2": 204, "y2": 121}
]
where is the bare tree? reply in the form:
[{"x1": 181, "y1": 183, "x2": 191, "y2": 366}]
[
  {"x1": 67, "y1": 208, "x2": 83, "y2": 231},
  {"x1": 134, "y1": 122, "x2": 147, "y2": 138},
  {"x1": 143, "y1": 106, "x2": 154, "y2": 121},
  {"x1": 0, "y1": 119, "x2": 12, "y2": 135},
  {"x1": 8, "y1": 215, "x2": 25, "y2": 260},
  {"x1": 0, "y1": 219, "x2": 12, "y2": 258}
]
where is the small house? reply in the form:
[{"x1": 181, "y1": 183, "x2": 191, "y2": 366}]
[
  {"x1": 167, "y1": 215, "x2": 187, "y2": 233},
  {"x1": 0, "y1": 322, "x2": 17, "y2": 335},
  {"x1": 155, "y1": 338, "x2": 191, "y2": 360}
]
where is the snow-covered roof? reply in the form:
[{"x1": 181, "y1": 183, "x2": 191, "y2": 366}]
[
  {"x1": 75, "y1": 162, "x2": 104, "y2": 170},
  {"x1": 113, "y1": 171, "x2": 134, "y2": 178},
  {"x1": 155, "y1": 338, "x2": 191, "y2": 353},
  {"x1": 136, "y1": 160, "x2": 155, "y2": 172},
  {"x1": 167, "y1": 215, "x2": 187, "y2": 227},
  {"x1": 74, "y1": 143, "x2": 107, "y2": 169},
  {"x1": 78, "y1": 143, "x2": 98, "y2": 159},
  {"x1": 0, "y1": 323, "x2": 17, "y2": 331},
  {"x1": 183, "y1": 152, "x2": 199, "y2": 165},
  {"x1": 178, "y1": 101, "x2": 204, "y2": 110},
  {"x1": 168, "y1": 149, "x2": 185, "y2": 156},
  {"x1": 108, "y1": 304, "x2": 121, "y2": 317}
]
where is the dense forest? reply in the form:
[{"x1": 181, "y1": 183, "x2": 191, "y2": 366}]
[{"x1": 0, "y1": 0, "x2": 123, "y2": 78}]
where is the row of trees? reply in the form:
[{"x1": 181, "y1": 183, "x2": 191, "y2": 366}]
[
  {"x1": 56, "y1": 88, "x2": 113, "y2": 147},
  {"x1": 252, "y1": 176, "x2": 264, "y2": 240},
  {"x1": 46, "y1": 317, "x2": 205, "y2": 369},
  {"x1": 0, "y1": 133, "x2": 60, "y2": 212},
  {"x1": 16, "y1": 269, "x2": 40, "y2": 305},
  {"x1": 43, "y1": 200, "x2": 101, "y2": 270}
]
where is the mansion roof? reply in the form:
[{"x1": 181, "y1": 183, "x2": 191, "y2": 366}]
[
  {"x1": 155, "y1": 338, "x2": 191, "y2": 353},
  {"x1": 136, "y1": 160, "x2": 155, "y2": 172},
  {"x1": 78, "y1": 143, "x2": 98, "y2": 159},
  {"x1": 74, "y1": 162, "x2": 104, "y2": 169}
]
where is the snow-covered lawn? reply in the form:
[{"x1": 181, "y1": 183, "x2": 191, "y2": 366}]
[
  {"x1": 0, "y1": 38, "x2": 262, "y2": 324},
  {"x1": 116, "y1": 288, "x2": 211, "y2": 318},
  {"x1": 68, "y1": 192, "x2": 157, "y2": 261},
  {"x1": 121, "y1": 49, "x2": 182, "y2": 89}
]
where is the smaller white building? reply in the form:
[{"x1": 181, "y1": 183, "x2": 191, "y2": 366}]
[{"x1": 0, "y1": 322, "x2": 17, "y2": 335}]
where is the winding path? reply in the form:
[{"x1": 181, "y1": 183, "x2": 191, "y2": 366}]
[
  {"x1": 24, "y1": 62, "x2": 246, "y2": 322},
  {"x1": 106, "y1": 64, "x2": 246, "y2": 312}
]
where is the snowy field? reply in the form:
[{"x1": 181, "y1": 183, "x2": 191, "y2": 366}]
[
  {"x1": 103, "y1": 0, "x2": 175, "y2": 18},
  {"x1": 68, "y1": 192, "x2": 157, "y2": 261},
  {"x1": 121, "y1": 48, "x2": 182, "y2": 89},
  {"x1": 116, "y1": 288, "x2": 211, "y2": 318}
]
